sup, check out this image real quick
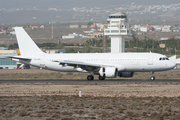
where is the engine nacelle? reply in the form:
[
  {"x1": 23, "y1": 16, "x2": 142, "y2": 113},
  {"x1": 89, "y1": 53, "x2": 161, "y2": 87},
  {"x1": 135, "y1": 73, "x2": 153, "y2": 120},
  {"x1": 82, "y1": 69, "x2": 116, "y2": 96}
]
[
  {"x1": 99, "y1": 67, "x2": 118, "y2": 78},
  {"x1": 118, "y1": 72, "x2": 134, "y2": 78}
]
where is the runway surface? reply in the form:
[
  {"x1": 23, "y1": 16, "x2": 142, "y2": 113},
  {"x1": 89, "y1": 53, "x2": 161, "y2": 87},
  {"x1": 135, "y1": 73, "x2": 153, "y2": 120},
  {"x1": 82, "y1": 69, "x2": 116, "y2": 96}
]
[{"x1": 0, "y1": 79, "x2": 180, "y2": 83}]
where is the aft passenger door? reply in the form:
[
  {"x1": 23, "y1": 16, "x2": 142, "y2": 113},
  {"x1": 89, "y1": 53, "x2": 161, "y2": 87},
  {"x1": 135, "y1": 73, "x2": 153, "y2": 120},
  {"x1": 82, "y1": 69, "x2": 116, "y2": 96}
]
[
  {"x1": 147, "y1": 55, "x2": 153, "y2": 65},
  {"x1": 40, "y1": 55, "x2": 45, "y2": 68}
]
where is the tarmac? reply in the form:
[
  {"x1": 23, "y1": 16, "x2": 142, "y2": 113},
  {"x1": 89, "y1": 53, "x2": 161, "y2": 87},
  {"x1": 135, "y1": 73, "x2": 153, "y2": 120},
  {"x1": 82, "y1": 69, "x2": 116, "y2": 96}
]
[{"x1": 1, "y1": 79, "x2": 180, "y2": 83}]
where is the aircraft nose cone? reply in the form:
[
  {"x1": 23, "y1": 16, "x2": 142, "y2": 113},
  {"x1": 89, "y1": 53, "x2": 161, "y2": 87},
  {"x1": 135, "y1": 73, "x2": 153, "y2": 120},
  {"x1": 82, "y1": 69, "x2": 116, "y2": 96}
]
[{"x1": 169, "y1": 61, "x2": 176, "y2": 69}]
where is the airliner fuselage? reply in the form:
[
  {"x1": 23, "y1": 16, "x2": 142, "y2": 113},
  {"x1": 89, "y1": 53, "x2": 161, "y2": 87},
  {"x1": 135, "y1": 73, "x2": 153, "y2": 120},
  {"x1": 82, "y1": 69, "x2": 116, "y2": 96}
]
[
  {"x1": 11, "y1": 27, "x2": 176, "y2": 81},
  {"x1": 20, "y1": 52, "x2": 175, "y2": 75}
]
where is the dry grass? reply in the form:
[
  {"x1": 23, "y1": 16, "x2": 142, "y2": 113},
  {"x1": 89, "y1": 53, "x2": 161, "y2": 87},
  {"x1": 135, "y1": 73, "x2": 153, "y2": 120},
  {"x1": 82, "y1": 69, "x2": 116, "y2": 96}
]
[
  {"x1": 0, "y1": 95, "x2": 180, "y2": 119},
  {"x1": 18, "y1": 107, "x2": 28, "y2": 117},
  {"x1": 0, "y1": 69, "x2": 180, "y2": 80}
]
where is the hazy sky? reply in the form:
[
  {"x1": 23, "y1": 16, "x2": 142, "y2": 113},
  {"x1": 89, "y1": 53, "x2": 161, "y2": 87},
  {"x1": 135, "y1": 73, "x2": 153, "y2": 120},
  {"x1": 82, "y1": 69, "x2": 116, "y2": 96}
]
[
  {"x1": 0, "y1": 0, "x2": 180, "y2": 24},
  {"x1": 0, "y1": 0, "x2": 180, "y2": 9}
]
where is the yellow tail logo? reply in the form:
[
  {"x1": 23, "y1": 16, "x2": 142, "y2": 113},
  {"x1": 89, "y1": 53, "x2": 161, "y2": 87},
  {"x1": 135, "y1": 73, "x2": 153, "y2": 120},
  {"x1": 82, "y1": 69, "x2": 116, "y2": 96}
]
[{"x1": 16, "y1": 48, "x2": 21, "y2": 56}]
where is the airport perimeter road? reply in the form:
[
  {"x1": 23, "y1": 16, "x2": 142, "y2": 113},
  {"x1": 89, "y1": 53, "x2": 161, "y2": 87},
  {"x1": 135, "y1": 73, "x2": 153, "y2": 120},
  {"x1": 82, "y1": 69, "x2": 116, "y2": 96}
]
[{"x1": 1, "y1": 79, "x2": 180, "y2": 83}]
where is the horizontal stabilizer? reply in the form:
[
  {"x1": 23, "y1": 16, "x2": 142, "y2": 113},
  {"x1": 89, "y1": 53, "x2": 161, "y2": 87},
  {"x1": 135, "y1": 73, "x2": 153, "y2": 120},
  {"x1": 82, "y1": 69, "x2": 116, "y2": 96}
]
[{"x1": 8, "y1": 56, "x2": 31, "y2": 60}]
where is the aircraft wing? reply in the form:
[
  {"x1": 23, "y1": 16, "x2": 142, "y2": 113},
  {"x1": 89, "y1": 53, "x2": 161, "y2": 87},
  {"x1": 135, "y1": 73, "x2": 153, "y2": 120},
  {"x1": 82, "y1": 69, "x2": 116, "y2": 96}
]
[{"x1": 54, "y1": 60, "x2": 113, "y2": 72}]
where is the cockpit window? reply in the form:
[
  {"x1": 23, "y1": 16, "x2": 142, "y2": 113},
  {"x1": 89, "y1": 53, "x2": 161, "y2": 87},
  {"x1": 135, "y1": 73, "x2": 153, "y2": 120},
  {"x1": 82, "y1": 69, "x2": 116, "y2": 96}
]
[{"x1": 159, "y1": 57, "x2": 169, "y2": 61}]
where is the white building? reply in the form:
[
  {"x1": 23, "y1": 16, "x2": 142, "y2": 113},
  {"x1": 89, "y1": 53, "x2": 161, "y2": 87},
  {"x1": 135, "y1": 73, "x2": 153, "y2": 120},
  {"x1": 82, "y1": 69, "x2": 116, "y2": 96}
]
[
  {"x1": 140, "y1": 27, "x2": 148, "y2": 32},
  {"x1": 10, "y1": 31, "x2": 16, "y2": 35},
  {"x1": 81, "y1": 25, "x2": 88, "y2": 28},
  {"x1": 153, "y1": 26, "x2": 162, "y2": 32},
  {"x1": 104, "y1": 12, "x2": 131, "y2": 53},
  {"x1": 68, "y1": 33, "x2": 79, "y2": 37},
  {"x1": 40, "y1": 25, "x2": 45, "y2": 29},
  {"x1": 62, "y1": 36, "x2": 75, "y2": 39},
  {"x1": 69, "y1": 25, "x2": 79, "y2": 28},
  {"x1": 162, "y1": 25, "x2": 171, "y2": 32},
  {"x1": 62, "y1": 33, "x2": 86, "y2": 39},
  {"x1": 83, "y1": 29, "x2": 97, "y2": 34},
  {"x1": 160, "y1": 37, "x2": 169, "y2": 41}
]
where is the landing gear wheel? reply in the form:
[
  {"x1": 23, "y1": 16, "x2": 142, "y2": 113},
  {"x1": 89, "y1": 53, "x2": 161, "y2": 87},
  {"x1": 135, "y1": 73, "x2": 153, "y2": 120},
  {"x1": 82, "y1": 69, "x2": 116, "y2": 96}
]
[
  {"x1": 150, "y1": 71, "x2": 155, "y2": 81},
  {"x1": 99, "y1": 75, "x2": 105, "y2": 80},
  {"x1": 150, "y1": 76, "x2": 155, "y2": 81},
  {"x1": 87, "y1": 75, "x2": 94, "y2": 81}
]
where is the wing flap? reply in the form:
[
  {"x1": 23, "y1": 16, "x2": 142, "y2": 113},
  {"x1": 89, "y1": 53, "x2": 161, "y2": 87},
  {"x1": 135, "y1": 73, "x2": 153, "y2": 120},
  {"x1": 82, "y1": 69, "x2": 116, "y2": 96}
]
[{"x1": 59, "y1": 60, "x2": 101, "y2": 68}]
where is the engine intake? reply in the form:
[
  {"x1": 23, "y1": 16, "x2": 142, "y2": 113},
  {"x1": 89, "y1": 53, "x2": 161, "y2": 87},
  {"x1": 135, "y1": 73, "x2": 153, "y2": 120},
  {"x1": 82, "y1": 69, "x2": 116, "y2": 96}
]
[
  {"x1": 99, "y1": 67, "x2": 118, "y2": 78},
  {"x1": 118, "y1": 72, "x2": 134, "y2": 78}
]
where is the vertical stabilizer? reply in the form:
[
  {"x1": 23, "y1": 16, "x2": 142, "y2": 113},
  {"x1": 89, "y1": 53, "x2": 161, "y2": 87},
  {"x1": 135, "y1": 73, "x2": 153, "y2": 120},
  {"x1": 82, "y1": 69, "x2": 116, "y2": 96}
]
[{"x1": 14, "y1": 27, "x2": 43, "y2": 56}]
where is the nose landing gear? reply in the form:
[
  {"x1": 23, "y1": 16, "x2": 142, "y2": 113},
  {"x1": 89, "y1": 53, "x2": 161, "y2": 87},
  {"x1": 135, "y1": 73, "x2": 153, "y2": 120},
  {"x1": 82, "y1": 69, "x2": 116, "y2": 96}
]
[
  {"x1": 150, "y1": 71, "x2": 155, "y2": 81},
  {"x1": 150, "y1": 76, "x2": 155, "y2": 80}
]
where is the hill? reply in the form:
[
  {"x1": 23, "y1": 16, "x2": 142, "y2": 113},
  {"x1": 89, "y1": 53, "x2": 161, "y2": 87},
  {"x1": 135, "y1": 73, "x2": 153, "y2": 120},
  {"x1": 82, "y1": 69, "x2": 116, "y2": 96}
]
[{"x1": 0, "y1": 0, "x2": 180, "y2": 9}]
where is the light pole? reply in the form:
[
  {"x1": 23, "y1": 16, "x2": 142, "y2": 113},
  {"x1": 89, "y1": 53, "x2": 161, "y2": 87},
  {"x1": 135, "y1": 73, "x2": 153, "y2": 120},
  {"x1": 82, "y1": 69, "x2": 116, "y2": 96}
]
[{"x1": 51, "y1": 24, "x2": 54, "y2": 39}]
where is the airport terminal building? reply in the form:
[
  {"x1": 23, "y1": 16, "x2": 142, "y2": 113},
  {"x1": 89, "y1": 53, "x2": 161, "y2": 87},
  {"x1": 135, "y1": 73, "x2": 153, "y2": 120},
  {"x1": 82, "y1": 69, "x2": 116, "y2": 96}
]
[{"x1": 0, "y1": 50, "x2": 17, "y2": 69}]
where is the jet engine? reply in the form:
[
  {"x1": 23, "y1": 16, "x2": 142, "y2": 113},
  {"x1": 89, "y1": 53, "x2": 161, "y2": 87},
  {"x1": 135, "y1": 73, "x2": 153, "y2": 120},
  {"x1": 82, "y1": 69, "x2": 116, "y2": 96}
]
[
  {"x1": 118, "y1": 72, "x2": 134, "y2": 78},
  {"x1": 99, "y1": 67, "x2": 118, "y2": 78}
]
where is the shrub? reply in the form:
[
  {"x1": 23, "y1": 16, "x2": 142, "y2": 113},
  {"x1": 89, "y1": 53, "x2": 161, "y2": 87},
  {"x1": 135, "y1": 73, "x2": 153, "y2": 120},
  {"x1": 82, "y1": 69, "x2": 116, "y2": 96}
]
[{"x1": 18, "y1": 108, "x2": 28, "y2": 117}]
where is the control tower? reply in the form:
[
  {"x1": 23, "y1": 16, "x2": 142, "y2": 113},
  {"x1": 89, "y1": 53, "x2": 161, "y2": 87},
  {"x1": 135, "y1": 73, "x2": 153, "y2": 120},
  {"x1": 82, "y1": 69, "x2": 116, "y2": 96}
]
[{"x1": 104, "y1": 12, "x2": 131, "y2": 53}]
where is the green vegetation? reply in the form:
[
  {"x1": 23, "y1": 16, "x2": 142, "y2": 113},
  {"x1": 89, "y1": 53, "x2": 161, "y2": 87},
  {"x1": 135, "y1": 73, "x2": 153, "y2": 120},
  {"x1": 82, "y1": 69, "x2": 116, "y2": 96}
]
[
  {"x1": 126, "y1": 34, "x2": 180, "y2": 55},
  {"x1": 0, "y1": 44, "x2": 7, "y2": 47},
  {"x1": 69, "y1": 96, "x2": 72, "y2": 99},
  {"x1": 8, "y1": 44, "x2": 15, "y2": 49},
  {"x1": 36, "y1": 42, "x2": 57, "y2": 48},
  {"x1": 86, "y1": 38, "x2": 110, "y2": 47},
  {"x1": 88, "y1": 21, "x2": 94, "y2": 26},
  {"x1": 34, "y1": 35, "x2": 180, "y2": 55},
  {"x1": 165, "y1": 106, "x2": 169, "y2": 110}
]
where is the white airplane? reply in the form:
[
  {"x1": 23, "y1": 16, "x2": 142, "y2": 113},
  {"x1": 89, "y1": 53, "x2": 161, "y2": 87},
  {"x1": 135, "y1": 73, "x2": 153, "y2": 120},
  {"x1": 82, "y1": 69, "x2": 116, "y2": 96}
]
[{"x1": 9, "y1": 27, "x2": 176, "y2": 81}]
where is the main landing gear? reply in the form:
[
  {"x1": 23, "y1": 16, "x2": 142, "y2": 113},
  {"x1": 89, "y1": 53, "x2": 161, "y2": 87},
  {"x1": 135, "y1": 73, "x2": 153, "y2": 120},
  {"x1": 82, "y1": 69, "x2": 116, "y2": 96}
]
[
  {"x1": 150, "y1": 71, "x2": 155, "y2": 81},
  {"x1": 87, "y1": 73, "x2": 106, "y2": 81},
  {"x1": 99, "y1": 75, "x2": 105, "y2": 80},
  {"x1": 87, "y1": 75, "x2": 94, "y2": 81}
]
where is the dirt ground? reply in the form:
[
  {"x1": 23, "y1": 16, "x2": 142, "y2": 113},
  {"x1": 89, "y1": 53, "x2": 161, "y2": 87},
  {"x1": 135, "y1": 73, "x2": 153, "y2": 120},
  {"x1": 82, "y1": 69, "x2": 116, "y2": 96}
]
[
  {"x1": 1, "y1": 83, "x2": 180, "y2": 98},
  {"x1": 1, "y1": 95, "x2": 180, "y2": 120},
  {"x1": 1, "y1": 70, "x2": 180, "y2": 119},
  {"x1": 1, "y1": 82, "x2": 180, "y2": 120}
]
